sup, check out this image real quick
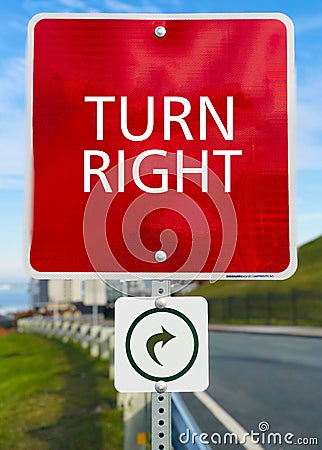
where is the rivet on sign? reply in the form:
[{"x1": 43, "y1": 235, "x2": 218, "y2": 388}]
[
  {"x1": 154, "y1": 26, "x2": 167, "y2": 38},
  {"x1": 155, "y1": 297, "x2": 167, "y2": 309},
  {"x1": 155, "y1": 380, "x2": 167, "y2": 393},
  {"x1": 155, "y1": 250, "x2": 167, "y2": 263}
]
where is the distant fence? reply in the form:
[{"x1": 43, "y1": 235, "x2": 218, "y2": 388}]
[{"x1": 207, "y1": 291, "x2": 322, "y2": 326}]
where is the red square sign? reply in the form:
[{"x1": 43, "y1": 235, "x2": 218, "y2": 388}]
[{"x1": 26, "y1": 13, "x2": 296, "y2": 280}]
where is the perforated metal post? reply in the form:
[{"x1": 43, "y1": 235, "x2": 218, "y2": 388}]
[
  {"x1": 151, "y1": 391, "x2": 171, "y2": 450},
  {"x1": 151, "y1": 280, "x2": 171, "y2": 450}
]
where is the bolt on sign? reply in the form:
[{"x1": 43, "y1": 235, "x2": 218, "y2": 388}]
[{"x1": 26, "y1": 13, "x2": 297, "y2": 280}]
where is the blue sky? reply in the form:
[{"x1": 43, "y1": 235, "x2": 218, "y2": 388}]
[{"x1": 1, "y1": 0, "x2": 322, "y2": 282}]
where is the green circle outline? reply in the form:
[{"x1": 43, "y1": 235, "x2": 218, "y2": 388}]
[{"x1": 125, "y1": 307, "x2": 199, "y2": 382}]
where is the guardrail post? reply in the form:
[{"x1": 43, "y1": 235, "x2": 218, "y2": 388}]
[
  {"x1": 108, "y1": 332, "x2": 115, "y2": 380},
  {"x1": 70, "y1": 322, "x2": 81, "y2": 342},
  {"x1": 61, "y1": 320, "x2": 72, "y2": 341},
  {"x1": 100, "y1": 327, "x2": 114, "y2": 360},
  {"x1": 49, "y1": 319, "x2": 61, "y2": 338},
  {"x1": 80, "y1": 323, "x2": 91, "y2": 348},
  {"x1": 90, "y1": 325, "x2": 101, "y2": 357}
]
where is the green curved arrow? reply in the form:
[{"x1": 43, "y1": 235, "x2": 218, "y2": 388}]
[{"x1": 146, "y1": 326, "x2": 176, "y2": 366}]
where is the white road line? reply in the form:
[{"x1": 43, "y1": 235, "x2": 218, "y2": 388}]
[{"x1": 194, "y1": 391, "x2": 265, "y2": 450}]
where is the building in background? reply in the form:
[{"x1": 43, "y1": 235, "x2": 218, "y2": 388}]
[
  {"x1": 29, "y1": 278, "x2": 153, "y2": 316},
  {"x1": 30, "y1": 279, "x2": 49, "y2": 310},
  {"x1": 127, "y1": 279, "x2": 149, "y2": 296},
  {"x1": 83, "y1": 280, "x2": 107, "y2": 306},
  {"x1": 47, "y1": 279, "x2": 82, "y2": 314},
  {"x1": 30, "y1": 279, "x2": 82, "y2": 313},
  {"x1": 48, "y1": 279, "x2": 82, "y2": 304}
]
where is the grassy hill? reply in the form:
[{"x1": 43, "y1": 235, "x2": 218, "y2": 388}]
[
  {"x1": 0, "y1": 333, "x2": 122, "y2": 450},
  {"x1": 189, "y1": 235, "x2": 322, "y2": 325}
]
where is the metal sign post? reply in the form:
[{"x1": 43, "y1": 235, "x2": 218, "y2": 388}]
[
  {"x1": 152, "y1": 391, "x2": 171, "y2": 450},
  {"x1": 115, "y1": 285, "x2": 208, "y2": 449},
  {"x1": 151, "y1": 280, "x2": 171, "y2": 450}
]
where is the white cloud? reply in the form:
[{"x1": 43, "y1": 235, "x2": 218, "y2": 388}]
[
  {"x1": 10, "y1": 19, "x2": 28, "y2": 33},
  {"x1": 105, "y1": 0, "x2": 161, "y2": 13},
  {"x1": 0, "y1": 176, "x2": 24, "y2": 190},
  {"x1": 297, "y1": 211, "x2": 322, "y2": 245},
  {"x1": 23, "y1": 0, "x2": 100, "y2": 13},
  {"x1": 0, "y1": 57, "x2": 26, "y2": 177},
  {"x1": 0, "y1": 114, "x2": 25, "y2": 176},
  {"x1": 23, "y1": 0, "x2": 52, "y2": 10},
  {"x1": 295, "y1": 14, "x2": 322, "y2": 34},
  {"x1": 0, "y1": 57, "x2": 26, "y2": 100},
  {"x1": 296, "y1": 67, "x2": 322, "y2": 170},
  {"x1": 292, "y1": 14, "x2": 322, "y2": 171},
  {"x1": 58, "y1": 0, "x2": 89, "y2": 10}
]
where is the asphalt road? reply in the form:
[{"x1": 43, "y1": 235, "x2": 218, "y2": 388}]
[{"x1": 177, "y1": 332, "x2": 322, "y2": 449}]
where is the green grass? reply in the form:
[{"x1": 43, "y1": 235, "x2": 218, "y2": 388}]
[
  {"x1": 0, "y1": 332, "x2": 123, "y2": 450},
  {"x1": 189, "y1": 235, "x2": 322, "y2": 325}
]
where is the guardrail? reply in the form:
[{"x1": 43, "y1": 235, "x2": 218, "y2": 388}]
[
  {"x1": 172, "y1": 392, "x2": 207, "y2": 449},
  {"x1": 17, "y1": 317, "x2": 115, "y2": 361},
  {"x1": 17, "y1": 316, "x2": 200, "y2": 449}
]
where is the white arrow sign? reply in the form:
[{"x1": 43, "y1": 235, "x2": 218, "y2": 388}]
[{"x1": 114, "y1": 296, "x2": 209, "y2": 392}]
